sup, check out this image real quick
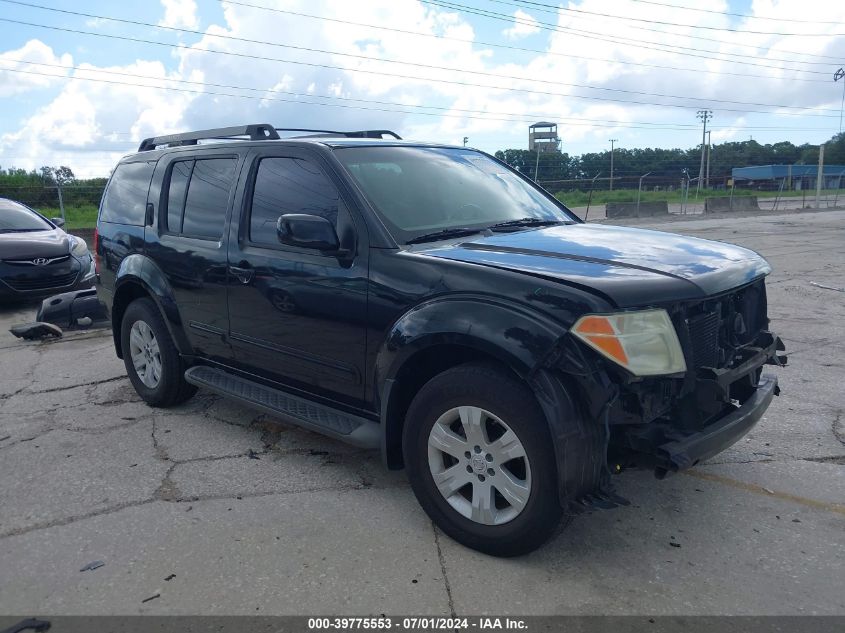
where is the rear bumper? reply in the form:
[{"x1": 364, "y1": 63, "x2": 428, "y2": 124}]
[{"x1": 654, "y1": 372, "x2": 778, "y2": 474}]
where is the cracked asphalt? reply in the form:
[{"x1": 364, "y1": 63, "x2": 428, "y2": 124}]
[{"x1": 0, "y1": 209, "x2": 843, "y2": 616}]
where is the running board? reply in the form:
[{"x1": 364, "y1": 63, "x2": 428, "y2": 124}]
[{"x1": 184, "y1": 366, "x2": 380, "y2": 449}]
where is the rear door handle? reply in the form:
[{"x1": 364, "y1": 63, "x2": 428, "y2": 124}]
[{"x1": 228, "y1": 265, "x2": 254, "y2": 284}]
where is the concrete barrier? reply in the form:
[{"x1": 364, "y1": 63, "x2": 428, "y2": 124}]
[
  {"x1": 605, "y1": 201, "x2": 669, "y2": 218},
  {"x1": 705, "y1": 196, "x2": 760, "y2": 213}
]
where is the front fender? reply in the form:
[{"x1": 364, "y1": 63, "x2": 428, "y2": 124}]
[
  {"x1": 114, "y1": 254, "x2": 191, "y2": 356},
  {"x1": 375, "y1": 295, "x2": 566, "y2": 389}
]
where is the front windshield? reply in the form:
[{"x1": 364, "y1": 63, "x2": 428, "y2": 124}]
[
  {"x1": 335, "y1": 146, "x2": 576, "y2": 243},
  {"x1": 0, "y1": 199, "x2": 52, "y2": 232}
]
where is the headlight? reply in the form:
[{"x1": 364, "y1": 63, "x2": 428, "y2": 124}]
[
  {"x1": 571, "y1": 309, "x2": 686, "y2": 376},
  {"x1": 70, "y1": 235, "x2": 89, "y2": 257}
]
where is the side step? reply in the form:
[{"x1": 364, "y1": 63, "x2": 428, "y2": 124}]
[{"x1": 184, "y1": 366, "x2": 380, "y2": 449}]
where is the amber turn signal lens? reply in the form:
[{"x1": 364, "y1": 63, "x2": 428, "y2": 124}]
[{"x1": 571, "y1": 310, "x2": 686, "y2": 377}]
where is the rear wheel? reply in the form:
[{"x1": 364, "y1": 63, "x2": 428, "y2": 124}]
[
  {"x1": 403, "y1": 363, "x2": 563, "y2": 556},
  {"x1": 120, "y1": 298, "x2": 197, "y2": 407}
]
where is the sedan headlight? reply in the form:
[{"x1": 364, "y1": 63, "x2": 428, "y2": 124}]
[
  {"x1": 571, "y1": 309, "x2": 686, "y2": 376},
  {"x1": 69, "y1": 235, "x2": 89, "y2": 257}
]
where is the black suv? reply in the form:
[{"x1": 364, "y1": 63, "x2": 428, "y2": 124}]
[{"x1": 96, "y1": 124, "x2": 785, "y2": 556}]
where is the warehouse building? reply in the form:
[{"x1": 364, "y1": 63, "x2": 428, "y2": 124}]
[{"x1": 732, "y1": 164, "x2": 845, "y2": 191}]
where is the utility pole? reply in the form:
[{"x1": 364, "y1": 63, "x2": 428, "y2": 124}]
[
  {"x1": 816, "y1": 144, "x2": 825, "y2": 209},
  {"x1": 609, "y1": 139, "x2": 618, "y2": 191},
  {"x1": 462, "y1": 136, "x2": 468, "y2": 147},
  {"x1": 835, "y1": 68, "x2": 845, "y2": 133},
  {"x1": 696, "y1": 109, "x2": 712, "y2": 194},
  {"x1": 705, "y1": 130, "x2": 711, "y2": 190},
  {"x1": 534, "y1": 149, "x2": 541, "y2": 183}
]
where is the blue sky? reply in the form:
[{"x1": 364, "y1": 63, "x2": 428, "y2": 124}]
[{"x1": 1, "y1": 0, "x2": 844, "y2": 177}]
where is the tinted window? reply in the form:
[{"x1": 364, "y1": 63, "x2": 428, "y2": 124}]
[
  {"x1": 0, "y1": 199, "x2": 52, "y2": 231},
  {"x1": 181, "y1": 158, "x2": 237, "y2": 239},
  {"x1": 166, "y1": 160, "x2": 193, "y2": 233},
  {"x1": 250, "y1": 157, "x2": 340, "y2": 246},
  {"x1": 335, "y1": 147, "x2": 575, "y2": 243},
  {"x1": 100, "y1": 161, "x2": 155, "y2": 225}
]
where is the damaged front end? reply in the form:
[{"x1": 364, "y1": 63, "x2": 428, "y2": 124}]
[{"x1": 557, "y1": 278, "x2": 786, "y2": 483}]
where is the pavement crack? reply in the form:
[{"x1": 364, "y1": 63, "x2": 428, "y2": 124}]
[
  {"x1": 170, "y1": 482, "x2": 379, "y2": 504},
  {"x1": 432, "y1": 522, "x2": 456, "y2": 617},
  {"x1": 833, "y1": 410, "x2": 844, "y2": 446},
  {"x1": 0, "y1": 499, "x2": 156, "y2": 540},
  {"x1": 803, "y1": 455, "x2": 845, "y2": 465},
  {"x1": 24, "y1": 375, "x2": 126, "y2": 396},
  {"x1": 154, "y1": 463, "x2": 181, "y2": 501}
]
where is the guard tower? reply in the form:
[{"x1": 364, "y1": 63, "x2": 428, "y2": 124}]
[{"x1": 528, "y1": 122, "x2": 560, "y2": 153}]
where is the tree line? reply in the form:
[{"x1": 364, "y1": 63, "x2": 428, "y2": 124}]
[
  {"x1": 495, "y1": 131, "x2": 845, "y2": 191},
  {"x1": 0, "y1": 165, "x2": 107, "y2": 209},
  {"x1": 1, "y1": 131, "x2": 844, "y2": 209}
]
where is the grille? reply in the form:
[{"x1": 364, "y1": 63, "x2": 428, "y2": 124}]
[
  {"x1": 2, "y1": 255, "x2": 70, "y2": 266},
  {"x1": 4, "y1": 271, "x2": 78, "y2": 291},
  {"x1": 687, "y1": 311, "x2": 720, "y2": 368}
]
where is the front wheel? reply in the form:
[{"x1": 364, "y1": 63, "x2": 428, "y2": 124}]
[
  {"x1": 120, "y1": 297, "x2": 197, "y2": 407},
  {"x1": 403, "y1": 363, "x2": 563, "y2": 557}
]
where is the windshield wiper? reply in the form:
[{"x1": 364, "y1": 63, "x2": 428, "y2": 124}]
[
  {"x1": 0, "y1": 228, "x2": 42, "y2": 233},
  {"x1": 487, "y1": 217, "x2": 567, "y2": 231},
  {"x1": 405, "y1": 227, "x2": 482, "y2": 245}
]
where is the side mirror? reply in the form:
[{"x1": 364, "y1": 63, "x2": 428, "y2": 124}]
[
  {"x1": 276, "y1": 214, "x2": 339, "y2": 252},
  {"x1": 51, "y1": 217, "x2": 65, "y2": 228}
]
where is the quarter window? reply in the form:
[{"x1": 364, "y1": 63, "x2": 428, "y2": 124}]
[
  {"x1": 165, "y1": 158, "x2": 237, "y2": 239},
  {"x1": 249, "y1": 157, "x2": 340, "y2": 246}
]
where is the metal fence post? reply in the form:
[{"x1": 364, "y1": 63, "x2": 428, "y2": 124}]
[{"x1": 56, "y1": 184, "x2": 66, "y2": 222}]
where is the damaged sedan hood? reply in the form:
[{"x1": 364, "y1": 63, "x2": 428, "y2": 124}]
[{"x1": 417, "y1": 223, "x2": 771, "y2": 307}]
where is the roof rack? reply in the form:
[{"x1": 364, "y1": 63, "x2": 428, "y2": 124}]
[
  {"x1": 275, "y1": 128, "x2": 402, "y2": 140},
  {"x1": 138, "y1": 124, "x2": 279, "y2": 152},
  {"x1": 137, "y1": 124, "x2": 402, "y2": 152}
]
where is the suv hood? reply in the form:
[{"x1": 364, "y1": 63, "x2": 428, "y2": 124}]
[
  {"x1": 0, "y1": 229, "x2": 69, "y2": 260},
  {"x1": 417, "y1": 223, "x2": 771, "y2": 307}
]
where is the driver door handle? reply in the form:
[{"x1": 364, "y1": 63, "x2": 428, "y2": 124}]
[{"x1": 228, "y1": 264, "x2": 254, "y2": 284}]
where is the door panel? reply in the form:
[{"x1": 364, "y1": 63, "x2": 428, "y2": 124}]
[
  {"x1": 145, "y1": 152, "x2": 241, "y2": 362},
  {"x1": 226, "y1": 150, "x2": 368, "y2": 406}
]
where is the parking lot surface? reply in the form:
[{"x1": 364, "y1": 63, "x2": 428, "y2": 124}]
[{"x1": 1, "y1": 209, "x2": 843, "y2": 616}]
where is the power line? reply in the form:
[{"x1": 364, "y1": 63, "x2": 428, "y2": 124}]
[
  {"x1": 0, "y1": 59, "x2": 712, "y2": 128},
  {"x1": 489, "y1": 0, "x2": 845, "y2": 37},
  {"x1": 422, "y1": 0, "x2": 839, "y2": 69},
  {"x1": 5, "y1": 58, "x2": 839, "y2": 132},
  {"x1": 2, "y1": 0, "x2": 835, "y2": 102},
  {"x1": 628, "y1": 0, "x2": 845, "y2": 25},
  {"x1": 217, "y1": 0, "x2": 831, "y2": 83},
  {"x1": 2, "y1": 65, "x2": 830, "y2": 132},
  {"x1": 3, "y1": 0, "x2": 837, "y2": 75},
  {"x1": 0, "y1": 18, "x2": 842, "y2": 119}
]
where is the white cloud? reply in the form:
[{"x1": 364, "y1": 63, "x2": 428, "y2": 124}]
[
  {"x1": 0, "y1": 40, "x2": 73, "y2": 97},
  {"x1": 158, "y1": 0, "x2": 199, "y2": 30},
  {"x1": 502, "y1": 10, "x2": 541, "y2": 40},
  {"x1": 3, "y1": 0, "x2": 845, "y2": 176}
]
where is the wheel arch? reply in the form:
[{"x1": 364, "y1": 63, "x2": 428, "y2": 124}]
[
  {"x1": 376, "y1": 296, "x2": 567, "y2": 470},
  {"x1": 112, "y1": 255, "x2": 190, "y2": 359}
]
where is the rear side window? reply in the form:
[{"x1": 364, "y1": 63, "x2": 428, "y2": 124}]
[
  {"x1": 166, "y1": 160, "x2": 192, "y2": 233},
  {"x1": 249, "y1": 157, "x2": 340, "y2": 246},
  {"x1": 165, "y1": 158, "x2": 237, "y2": 239},
  {"x1": 100, "y1": 161, "x2": 155, "y2": 225}
]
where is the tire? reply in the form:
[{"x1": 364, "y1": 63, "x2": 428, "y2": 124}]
[
  {"x1": 120, "y1": 297, "x2": 197, "y2": 407},
  {"x1": 403, "y1": 362, "x2": 563, "y2": 557}
]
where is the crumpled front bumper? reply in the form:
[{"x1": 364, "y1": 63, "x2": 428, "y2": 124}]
[{"x1": 654, "y1": 372, "x2": 778, "y2": 475}]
